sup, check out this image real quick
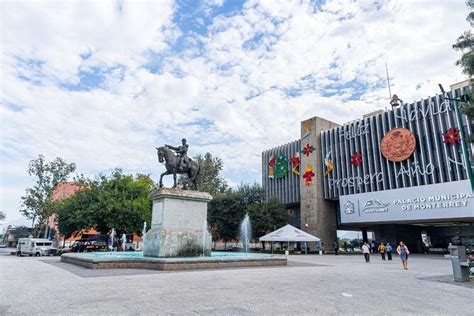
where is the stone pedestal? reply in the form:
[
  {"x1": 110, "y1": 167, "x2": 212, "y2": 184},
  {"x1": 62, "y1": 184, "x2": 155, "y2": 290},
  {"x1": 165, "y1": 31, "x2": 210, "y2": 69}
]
[{"x1": 144, "y1": 188, "x2": 213, "y2": 258}]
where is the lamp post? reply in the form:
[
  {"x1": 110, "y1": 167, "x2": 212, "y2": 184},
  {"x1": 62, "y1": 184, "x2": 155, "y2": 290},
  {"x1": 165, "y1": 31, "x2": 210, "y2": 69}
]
[{"x1": 439, "y1": 84, "x2": 474, "y2": 192}]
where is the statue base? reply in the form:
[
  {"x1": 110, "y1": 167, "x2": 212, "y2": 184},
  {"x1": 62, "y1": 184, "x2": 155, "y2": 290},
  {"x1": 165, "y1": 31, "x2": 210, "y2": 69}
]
[{"x1": 144, "y1": 188, "x2": 212, "y2": 258}]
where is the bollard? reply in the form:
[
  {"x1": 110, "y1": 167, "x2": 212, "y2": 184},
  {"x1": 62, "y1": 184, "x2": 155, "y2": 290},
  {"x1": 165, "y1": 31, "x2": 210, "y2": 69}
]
[{"x1": 448, "y1": 245, "x2": 470, "y2": 282}]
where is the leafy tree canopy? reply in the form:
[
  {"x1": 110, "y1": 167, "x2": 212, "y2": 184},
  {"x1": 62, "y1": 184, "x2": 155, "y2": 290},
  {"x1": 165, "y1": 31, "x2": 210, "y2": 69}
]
[
  {"x1": 247, "y1": 197, "x2": 287, "y2": 240},
  {"x1": 233, "y1": 183, "x2": 264, "y2": 206},
  {"x1": 20, "y1": 155, "x2": 76, "y2": 232},
  {"x1": 208, "y1": 183, "x2": 286, "y2": 244},
  {"x1": 0, "y1": 211, "x2": 5, "y2": 221},
  {"x1": 178, "y1": 152, "x2": 228, "y2": 196},
  {"x1": 56, "y1": 170, "x2": 153, "y2": 239},
  {"x1": 208, "y1": 192, "x2": 246, "y2": 243},
  {"x1": 453, "y1": 1, "x2": 473, "y2": 77}
]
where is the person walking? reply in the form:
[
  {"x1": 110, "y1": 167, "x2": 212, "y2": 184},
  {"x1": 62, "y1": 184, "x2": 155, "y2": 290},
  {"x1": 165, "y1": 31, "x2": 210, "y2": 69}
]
[
  {"x1": 370, "y1": 241, "x2": 376, "y2": 253},
  {"x1": 362, "y1": 242, "x2": 370, "y2": 263},
  {"x1": 333, "y1": 241, "x2": 339, "y2": 255},
  {"x1": 397, "y1": 241, "x2": 410, "y2": 270},
  {"x1": 378, "y1": 242, "x2": 386, "y2": 261},
  {"x1": 386, "y1": 243, "x2": 393, "y2": 261}
]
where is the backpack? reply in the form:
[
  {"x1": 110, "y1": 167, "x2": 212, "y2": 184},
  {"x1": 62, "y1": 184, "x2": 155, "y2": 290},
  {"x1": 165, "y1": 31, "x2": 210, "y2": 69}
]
[{"x1": 387, "y1": 245, "x2": 392, "y2": 252}]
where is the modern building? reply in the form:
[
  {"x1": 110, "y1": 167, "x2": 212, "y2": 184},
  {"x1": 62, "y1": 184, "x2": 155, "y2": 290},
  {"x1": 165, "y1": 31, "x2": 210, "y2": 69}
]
[{"x1": 262, "y1": 83, "x2": 474, "y2": 252}]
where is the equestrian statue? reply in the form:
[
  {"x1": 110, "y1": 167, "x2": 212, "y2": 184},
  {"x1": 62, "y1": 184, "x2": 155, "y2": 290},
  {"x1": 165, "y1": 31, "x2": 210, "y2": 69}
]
[{"x1": 156, "y1": 138, "x2": 200, "y2": 190}]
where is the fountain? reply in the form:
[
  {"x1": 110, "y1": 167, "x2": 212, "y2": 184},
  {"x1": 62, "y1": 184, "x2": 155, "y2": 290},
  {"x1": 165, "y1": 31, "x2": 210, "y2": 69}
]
[
  {"x1": 61, "y1": 188, "x2": 286, "y2": 270},
  {"x1": 240, "y1": 214, "x2": 251, "y2": 252}
]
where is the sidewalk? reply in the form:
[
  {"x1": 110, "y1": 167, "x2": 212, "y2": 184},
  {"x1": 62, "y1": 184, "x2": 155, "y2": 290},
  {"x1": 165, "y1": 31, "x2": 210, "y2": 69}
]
[{"x1": 0, "y1": 253, "x2": 472, "y2": 315}]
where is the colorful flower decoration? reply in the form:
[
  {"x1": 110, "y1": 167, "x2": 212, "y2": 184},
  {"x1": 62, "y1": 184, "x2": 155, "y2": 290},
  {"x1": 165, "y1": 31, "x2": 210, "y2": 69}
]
[
  {"x1": 442, "y1": 128, "x2": 461, "y2": 145},
  {"x1": 289, "y1": 154, "x2": 300, "y2": 175},
  {"x1": 275, "y1": 155, "x2": 288, "y2": 179},
  {"x1": 268, "y1": 154, "x2": 276, "y2": 179},
  {"x1": 324, "y1": 151, "x2": 334, "y2": 176},
  {"x1": 351, "y1": 152, "x2": 362, "y2": 166},
  {"x1": 303, "y1": 164, "x2": 315, "y2": 186},
  {"x1": 302, "y1": 144, "x2": 315, "y2": 156}
]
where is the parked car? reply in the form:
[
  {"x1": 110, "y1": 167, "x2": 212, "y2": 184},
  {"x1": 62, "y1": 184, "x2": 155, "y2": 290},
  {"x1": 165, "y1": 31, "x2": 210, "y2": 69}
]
[
  {"x1": 71, "y1": 240, "x2": 107, "y2": 253},
  {"x1": 16, "y1": 238, "x2": 56, "y2": 257}
]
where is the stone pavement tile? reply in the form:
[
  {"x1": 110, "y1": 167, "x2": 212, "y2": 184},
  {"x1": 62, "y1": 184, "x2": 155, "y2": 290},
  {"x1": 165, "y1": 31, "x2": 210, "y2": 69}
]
[{"x1": 0, "y1": 254, "x2": 473, "y2": 315}]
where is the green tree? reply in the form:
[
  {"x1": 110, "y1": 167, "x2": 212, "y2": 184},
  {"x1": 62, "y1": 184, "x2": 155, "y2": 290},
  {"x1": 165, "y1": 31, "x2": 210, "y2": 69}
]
[
  {"x1": 178, "y1": 153, "x2": 228, "y2": 195},
  {"x1": 56, "y1": 170, "x2": 153, "y2": 240},
  {"x1": 453, "y1": 1, "x2": 474, "y2": 77},
  {"x1": 20, "y1": 155, "x2": 76, "y2": 236},
  {"x1": 234, "y1": 183, "x2": 264, "y2": 206},
  {"x1": 0, "y1": 211, "x2": 5, "y2": 221},
  {"x1": 453, "y1": 2, "x2": 474, "y2": 140},
  {"x1": 55, "y1": 185, "x2": 96, "y2": 239},
  {"x1": 207, "y1": 183, "x2": 276, "y2": 248},
  {"x1": 248, "y1": 198, "x2": 287, "y2": 246},
  {"x1": 208, "y1": 192, "x2": 246, "y2": 247}
]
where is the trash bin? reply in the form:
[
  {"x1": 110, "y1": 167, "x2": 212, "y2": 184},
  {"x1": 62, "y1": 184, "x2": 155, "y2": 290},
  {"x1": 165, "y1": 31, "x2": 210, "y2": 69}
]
[{"x1": 448, "y1": 245, "x2": 470, "y2": 282}]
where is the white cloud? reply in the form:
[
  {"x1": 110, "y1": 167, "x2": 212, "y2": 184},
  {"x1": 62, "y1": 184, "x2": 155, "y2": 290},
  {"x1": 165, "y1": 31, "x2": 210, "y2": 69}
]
[{"x1": 0, "y1": 0, "x2": 469, "y2": 223}]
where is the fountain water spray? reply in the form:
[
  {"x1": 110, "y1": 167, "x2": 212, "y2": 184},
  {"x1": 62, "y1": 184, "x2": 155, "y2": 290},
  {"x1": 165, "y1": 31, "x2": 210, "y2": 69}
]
[
  {"x1": 239, "y1": 214, "x2": 252, "y2": 252},
  {"x1": 142, "y1": 222, "x2": 147, "y2": 251},
  {"x1": 202, "y1": 220, "x2": 208, "y2": 257},
  {"x1": 121, "y1": 233, "x2": 126, "y2": 252},
  {"x1": 110, "y1": 228, "x2": 115, "y2": 251}
]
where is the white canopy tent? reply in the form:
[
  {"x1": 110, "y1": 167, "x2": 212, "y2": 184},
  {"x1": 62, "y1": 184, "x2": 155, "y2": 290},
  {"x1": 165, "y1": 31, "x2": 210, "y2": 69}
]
[{"x1": 259, "y1": 224, "x2": 320, "y2": 254}]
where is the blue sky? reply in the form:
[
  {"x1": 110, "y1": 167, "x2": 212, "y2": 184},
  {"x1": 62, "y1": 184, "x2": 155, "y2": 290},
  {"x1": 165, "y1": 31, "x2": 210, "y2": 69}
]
[{"x1": 0, "y1": 0, "x2": 469, "y2": 226}]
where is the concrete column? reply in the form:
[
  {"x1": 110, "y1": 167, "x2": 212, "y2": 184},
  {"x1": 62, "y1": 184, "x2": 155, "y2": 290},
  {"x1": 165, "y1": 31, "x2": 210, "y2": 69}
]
[
  {"x1": 362, "y1": 229, "x2": 368, "y2": 243},
  {"x1": 299, "y1": 116, "x2": 339, "y2": 252}
]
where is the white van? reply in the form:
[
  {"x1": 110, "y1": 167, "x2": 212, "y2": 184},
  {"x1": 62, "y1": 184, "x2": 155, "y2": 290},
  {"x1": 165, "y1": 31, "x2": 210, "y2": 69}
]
[{"x1": 16, "y1": 237, "x2": 56, "y2": 257}]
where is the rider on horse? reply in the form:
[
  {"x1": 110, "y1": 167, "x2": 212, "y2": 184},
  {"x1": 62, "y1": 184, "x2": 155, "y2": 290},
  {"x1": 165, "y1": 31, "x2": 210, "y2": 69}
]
[{"x1": 165, "y1": 138, "x2": 190, "y2": 170}]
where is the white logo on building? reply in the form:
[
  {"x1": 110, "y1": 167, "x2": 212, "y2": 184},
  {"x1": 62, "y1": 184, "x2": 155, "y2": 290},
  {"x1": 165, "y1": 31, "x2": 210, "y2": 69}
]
[
  {"x1": 344, "y1": 201, "x2": 355, "y2": 214},
  {"x1": 361, "y1": 199, "x2": 389, "y2": 213}
]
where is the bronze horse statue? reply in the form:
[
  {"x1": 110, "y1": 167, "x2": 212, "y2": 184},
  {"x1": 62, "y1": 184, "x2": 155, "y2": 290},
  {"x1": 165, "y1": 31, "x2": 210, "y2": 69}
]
[{"x1": 156, "y1": 146, "x2": 200, "y2": 190}]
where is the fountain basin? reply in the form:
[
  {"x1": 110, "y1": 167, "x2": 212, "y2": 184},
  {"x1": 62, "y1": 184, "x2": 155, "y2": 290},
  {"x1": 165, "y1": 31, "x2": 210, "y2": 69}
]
[{"x1": 60, "y1": 252, "x2": 287, "y2": 270}]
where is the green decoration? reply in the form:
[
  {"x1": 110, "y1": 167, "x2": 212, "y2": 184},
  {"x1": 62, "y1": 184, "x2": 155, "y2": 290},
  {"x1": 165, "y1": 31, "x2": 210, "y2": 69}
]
[{"x1": 275, "y1": 154, "x2": 288, "y2": 179}]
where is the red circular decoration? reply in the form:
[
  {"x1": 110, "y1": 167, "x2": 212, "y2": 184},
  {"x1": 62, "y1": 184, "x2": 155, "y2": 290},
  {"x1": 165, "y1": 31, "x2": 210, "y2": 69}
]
[{"x1": 380, "y1": 128, "x2": 416, "y2": 162}]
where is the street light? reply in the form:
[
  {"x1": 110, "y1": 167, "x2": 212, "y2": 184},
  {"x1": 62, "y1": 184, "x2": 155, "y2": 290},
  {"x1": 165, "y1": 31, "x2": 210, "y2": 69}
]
[{"x1": 438, "y1": 84, "x2": 474, "y2": 192}]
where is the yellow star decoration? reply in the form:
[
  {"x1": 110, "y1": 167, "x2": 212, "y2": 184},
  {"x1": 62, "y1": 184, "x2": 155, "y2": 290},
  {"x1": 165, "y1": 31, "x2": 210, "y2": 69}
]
[
  {"x1": 324, "y1": 160, "x2": 334, "y2": 176},
  {"x1": 303, "y1": 120, "x2": 311, "y2": 133}
]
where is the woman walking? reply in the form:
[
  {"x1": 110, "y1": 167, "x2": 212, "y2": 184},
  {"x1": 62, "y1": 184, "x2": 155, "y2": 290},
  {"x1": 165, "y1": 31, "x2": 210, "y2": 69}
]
[
  {"x1": 362, "y1": 242, "x2": 370, "y2": 263},
  {"x1": 396, "y1": 241, "x2": 410, "y2": 270}
]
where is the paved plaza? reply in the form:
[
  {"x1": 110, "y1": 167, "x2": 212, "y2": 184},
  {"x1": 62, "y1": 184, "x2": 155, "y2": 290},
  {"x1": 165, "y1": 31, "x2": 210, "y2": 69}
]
[{"x1": 0, "y1": 250, "x2": 472, "y2": 315}]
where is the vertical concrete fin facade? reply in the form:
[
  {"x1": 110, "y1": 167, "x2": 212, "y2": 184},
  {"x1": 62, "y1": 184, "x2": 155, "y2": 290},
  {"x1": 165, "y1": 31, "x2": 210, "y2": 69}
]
[{"x1": 262, "y1": 139, "x2": 301, "y2": 204}]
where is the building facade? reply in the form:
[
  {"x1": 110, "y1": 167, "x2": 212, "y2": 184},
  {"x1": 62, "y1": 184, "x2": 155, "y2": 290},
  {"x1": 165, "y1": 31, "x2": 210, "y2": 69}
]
[{"x1": 263, "y1": 84, "x2": 474, "y2": 252}]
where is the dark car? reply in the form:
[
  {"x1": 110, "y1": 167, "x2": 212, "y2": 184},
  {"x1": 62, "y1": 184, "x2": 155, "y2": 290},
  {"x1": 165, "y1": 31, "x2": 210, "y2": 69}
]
[{"x1": 71, "y1": 239, "x2": 107, "y2": 252}]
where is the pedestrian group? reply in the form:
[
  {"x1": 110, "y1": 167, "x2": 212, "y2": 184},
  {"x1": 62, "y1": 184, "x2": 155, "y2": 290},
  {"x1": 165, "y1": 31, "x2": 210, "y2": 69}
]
[{"x1": 361, "y1": 240, "x2": 409, "y2": 270}]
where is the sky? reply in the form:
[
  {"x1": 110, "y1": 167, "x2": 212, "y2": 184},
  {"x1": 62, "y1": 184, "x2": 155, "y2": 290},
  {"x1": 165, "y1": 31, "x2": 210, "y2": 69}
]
[{"x1": 0, "y1": 0, "x2": 470, "y2": 227}]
